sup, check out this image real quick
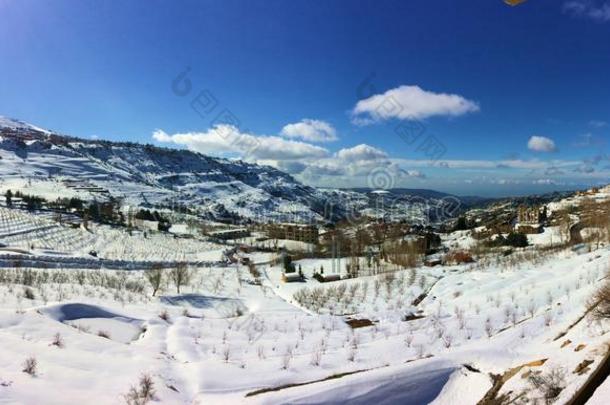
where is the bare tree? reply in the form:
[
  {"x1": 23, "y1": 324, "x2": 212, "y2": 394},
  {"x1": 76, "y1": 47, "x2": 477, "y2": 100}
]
[
  {"x1": 222, "y1": 345, "x2": 231, "y2": 363},
  {"x1": 581, "y1": 198, "x2": 609, "y2": 249},
  {"x1": 544, "y1": 311, "x2": 553, "y2": 327},
  {"x1": 528, "y1": 367, "x2": 566, "y2": 405},
  {"x1": 281, "y1": 346, "x2": 293, "y2": 370},
  {"x1": 484, "y1": 317, "x2": 494, "y2": 338},
  {"x1": 347, "y1": 347, "x2": 357, "y2": 362},
  {"x1": 124, "y1": 374, "x2": 156, "y2": 405},
  {"x1": 415, "y1": 344, "x2": 425, "y2": 359},
  {"x1": 527, "y1": 301, "x2": 537, "y2": 318},
  {"x1": 558, "y1": 210, "x2": 571, "y2": 244},
  {"x1": 310, "y1": 349, "x2": 322, "y2": 367},
  {"x1": 145, "y1": 264, "x2": 164, "y2": 296},
  {"x1": 591, "y1": 278, "x2": 610, "y2": 320},
  {"x1": 442, "y1": 334, "x2": 453, "y2": 348},
  {"x1": 404, "y1": 333, "x2": 414, "y2": 347},
  {"x1": 51, "y1": 332, "x2": 64, "y2": 348},
  {"x1": 257, "y1": 345, "x2": 266, "y2": 360},
  {"x1": 170, "y1": 262, "x2": 191, "y2": 294},
  {"x1": 22, "y1": 357, "x2": 37, "y2": 376}
]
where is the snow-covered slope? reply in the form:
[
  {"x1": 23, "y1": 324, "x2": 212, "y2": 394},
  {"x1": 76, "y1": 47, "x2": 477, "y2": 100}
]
[
  {"x1": 0, "y1": 116, "x2": 53, "y2": 134},
  {"x1": 0, "y1": 116, "x2": 466, "y2": 224},
  {"x1": 0, "y1": 117, "x2": 333, "y2": 223}
]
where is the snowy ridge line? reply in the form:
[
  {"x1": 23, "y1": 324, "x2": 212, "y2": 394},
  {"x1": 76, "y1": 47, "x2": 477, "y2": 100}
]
[{"x1": 0, "y1": 254, "x2": 223, "y2": 270}]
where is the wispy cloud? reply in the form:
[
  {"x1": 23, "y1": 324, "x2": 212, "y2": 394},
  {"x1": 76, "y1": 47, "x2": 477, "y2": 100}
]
[
  {"x1": 404, "y1": 169, "x2": 426, "y2": 178},
  {"x1": 351, "y1": 85, "x2": 479, "y2": 124},
  {"x1": 589, "y1": 119, "x2": 608, "y2": 128},
  {"x1": 563, "y1": 1, "x2": 610, "y2": 22},
  {"x1": 574, "y1": 164, "x2": 596, "y2": 173},
  {"x1": 532, "y1": 179, "x2": 558, "y2": 185},
  {"x1": 545, "y1": 166, "x2": 565, "y2": 176},
  {"x1": 392, "y1": 158, "x2": 579, "y2": 170},
  {"x1": 573, "y1": 132, "x2": 606, "y2": 148}
]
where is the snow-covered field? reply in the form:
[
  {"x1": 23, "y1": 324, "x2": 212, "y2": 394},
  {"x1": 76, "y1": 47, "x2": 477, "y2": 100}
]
[
  {"x1": 0, "y1": 206, "x2": 226, "y2": 263},
  {"x1": 0, "y1": 237, "x2": 608, "y2": 403},
  {"x1": 0, "y1": 190, "x2": 609, "y2": 404}
]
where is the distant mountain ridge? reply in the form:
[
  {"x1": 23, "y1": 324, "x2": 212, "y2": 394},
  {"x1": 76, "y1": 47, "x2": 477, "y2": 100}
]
[
  {"x1": 0, "y1": 116, "x2": 473, "y2": 224},
  {"x1": 349, "y1": 187, "x2": 496, "y2": 209},
  {"x1": 0, "y1": 116, "x2": 335, "y2": 223}
]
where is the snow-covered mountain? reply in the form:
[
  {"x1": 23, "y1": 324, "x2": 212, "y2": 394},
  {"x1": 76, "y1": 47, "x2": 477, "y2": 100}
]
[
  {"x1": 0, "y1": 116, "x2": 53, "y2": 134},
  {"x1": 0, "y1": 117, "x2": 466, "y2": 224},
  {"x1": 0, "y1": 117, "x2": 338, "y2": 223}
]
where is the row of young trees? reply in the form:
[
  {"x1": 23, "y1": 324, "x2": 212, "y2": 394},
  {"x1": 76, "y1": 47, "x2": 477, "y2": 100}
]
[
  {"x1": 132, "y1": 209, "x2": 171, "y2": 232},
  {"x1": 144, "y1": 263, "x2": 191, "y2": 296},
  {"x1": 4, "y1": 190, "x2": 173, "y2": 231},
  {"x1": 579, "y1": 197, "x2": 610, "y2": 248},
  {"x1": 5, "y1": 190, "x2": 46, "y2": 211}
]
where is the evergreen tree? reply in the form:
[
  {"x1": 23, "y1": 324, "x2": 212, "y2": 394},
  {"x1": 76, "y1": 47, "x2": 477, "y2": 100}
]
[
  {"x1": 455, "y1": 216, "x2": 469, "y2": 231},
  {"x1": 5, "y1": 190, "x2": 12, "y2": 208},
  {"x1": 88, "y1": 202, "x2": 100, "y2": 221},
  {"x1": 506, "y1": 232, "x2": 528, "y2": 248}
]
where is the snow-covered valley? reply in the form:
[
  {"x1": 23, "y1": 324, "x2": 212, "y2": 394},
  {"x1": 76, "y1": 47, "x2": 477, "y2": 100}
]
[
  {"x1": 0, "y1": 192, "x2": 608, "y2": 404},
  {"x1": 0, "y1": 117, "x2": 608, "y2": 405}
]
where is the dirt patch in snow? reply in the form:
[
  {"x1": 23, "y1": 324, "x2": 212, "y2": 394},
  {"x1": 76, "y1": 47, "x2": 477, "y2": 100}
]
[
  {"x1": 345, "y1": 318, "x2": 376, "y2": 329},
  {"x1": 477, "y1": 359, "x2": 548, "y2": 405}
]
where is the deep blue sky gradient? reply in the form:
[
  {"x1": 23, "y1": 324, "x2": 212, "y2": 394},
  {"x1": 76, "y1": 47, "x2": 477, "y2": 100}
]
[{"x1": 1, "y1": 0, "x2": 608, "y2": 195}]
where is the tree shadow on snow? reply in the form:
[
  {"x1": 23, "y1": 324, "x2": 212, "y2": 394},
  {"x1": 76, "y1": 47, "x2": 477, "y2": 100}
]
[
  {"x1": 160, "y1": 294, "x2": 248, "y2": 317},
  {"x1": 41, "y1": 303, "x2": 140, "y2": 323}
]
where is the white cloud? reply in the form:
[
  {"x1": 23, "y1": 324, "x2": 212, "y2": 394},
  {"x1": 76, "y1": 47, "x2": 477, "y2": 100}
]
[
  {"x1": 545, "y1": 166, "x2": 565, "y2": 176},
  {"x1": 280, "y1": 119, "x2": 337, "y2": 142},
  {"x1": 304, "y1": 163, "x2": 346, "y2": 176},
  {"x1": 257, "y1": 160, "x2": 309, "y2": 174},
  {"x1": 574, "y1": 164, "x2": 595, "y2": 173},
  {"x1": 527, "y1": 136, "x2": 557, "y2": 152},
  {"x1": 275, "y1": 160, "x2": 308, "y2": 174},
  {"x1": 297, "y1": 144, "x2": 428, "y2": 185},
  {"x1": 152, "y1": 130, "x2": 173, "y2": 142},
  {"x1": 563, "y1": 1, "x2": 610, "y2": 22},
  {"x1": 532, "y1": 179, "x2": 557, "y2": 185},
  {"x1": 153, "y1": 125, "x2": 328, "y2": 161},
  {"x1": 335, "y1": 144, "x2": 388, "y2": 162},
  {"x1": 150, "y1": 123, "x2": 606, "y2": 191},
  {"x1": 352, "y1": 85, "x2": 479, "y2": 123}
]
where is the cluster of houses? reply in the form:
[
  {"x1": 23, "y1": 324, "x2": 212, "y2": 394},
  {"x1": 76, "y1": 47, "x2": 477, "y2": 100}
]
[
  {"x1": 207, "y1": 223, "x2": 320, "y2": 244},
  {"x1": 575, "y1": 187, "x2": 600, "y2": 197},
  {"x1": 265, "y1": 223, "x2": 319, "y2": 244},
  {"x1": 474, "y1": 203, "x2": 548, "y2": 236}
]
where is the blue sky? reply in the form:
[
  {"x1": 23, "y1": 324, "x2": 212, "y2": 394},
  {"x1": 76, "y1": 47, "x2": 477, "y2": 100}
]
[{"x1": 0, "y1": 0, "x2": 609, "y2": 196}]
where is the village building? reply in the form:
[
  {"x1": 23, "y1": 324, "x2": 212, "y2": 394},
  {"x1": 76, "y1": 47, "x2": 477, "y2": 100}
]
[
  {"x1": 208, "y1": 228, "x2": 250, "y2": 241},
  {"x1": 266, "y1": 223, "x2": 319, "y2": 244},
  {"x1": 515, "y1": 205, "x2": 546, "y2": 234},
  {"x1": 132, "y1": 218, "x2": 159, "y2": 232},
  {"x1": 281, "y1": 271, "x2": 303, "y2": 283}
]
